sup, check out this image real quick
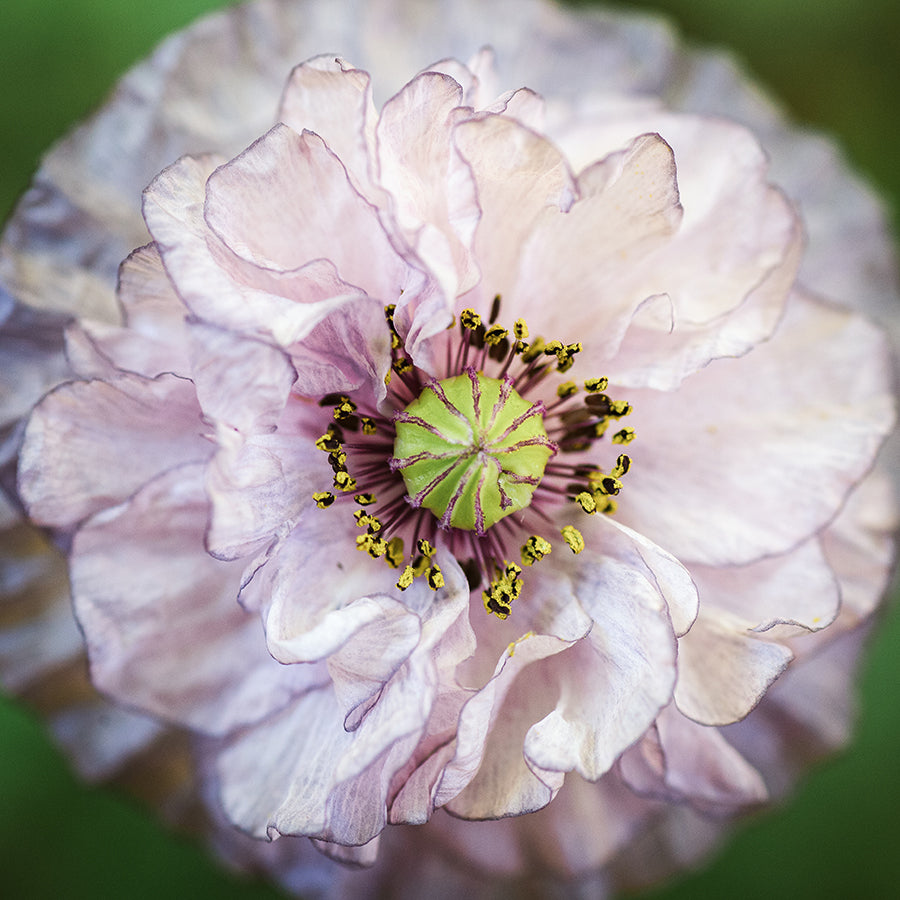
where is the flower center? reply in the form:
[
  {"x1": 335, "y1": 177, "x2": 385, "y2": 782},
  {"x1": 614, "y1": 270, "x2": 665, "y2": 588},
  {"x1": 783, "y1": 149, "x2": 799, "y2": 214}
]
[
  {"x1": 391, "y1": 369, "x2": 556, "y2": 533},
  {"x1": 310, "y1": 301, "x2": 636, "y2": 619}
]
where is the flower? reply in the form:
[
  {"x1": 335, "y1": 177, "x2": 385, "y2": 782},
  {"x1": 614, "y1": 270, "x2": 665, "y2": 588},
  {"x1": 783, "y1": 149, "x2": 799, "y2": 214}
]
[{"x1": 1, "y1": 0, "x2": 897, "y2": 897}]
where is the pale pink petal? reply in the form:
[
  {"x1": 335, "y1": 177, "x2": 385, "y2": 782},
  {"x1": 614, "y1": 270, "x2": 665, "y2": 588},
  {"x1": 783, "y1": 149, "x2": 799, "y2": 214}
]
[
  {"x1": 620, "y1": 291, "x2": 896, "y2": 565},
  {"x1": 691, "y1": 539, "x2": 841, "y2": 635},
  {"x1": 441, "y1": 632, "x2": 575, "y2": 818},
  {"x1": 454, "y1": 113, "x2": 577, "y2": 313},
  {"x1": 188, "y1": 321, "x2": 297, "y2": 433},
  {"x1": 19, "y1": 372, "x2": 208, "y2": 528},
  {"x1": 143, "y1": 153, "x2": 354, "y2": 345},
  {"x1": 72, "y1": 464, "x2": 318, "y2": 735},
  {"x1": 377, "y1": 71, "x2": 480, "y2": 298},
  {"x1": 204, "y1": 423, "x2": 322, "y2": 561},
  {"x1": 524, "y1": 550, "x2": 677, "y2": 781},
  {"x1": 288, "y1": 295, "x2": 392, "y2": 403},
  {"x1": 674, "y1": 610, "x2": 793, "y2": 726},
  {"x1": 554, "y1": 114, "x2": 802, "y2": 386},
  {"x1": 205, "y1": 124, "x2": 407, "y2": 302},
  {"x1": 510, "y1": 133, "x2": 682, "y2": 354},
  {"x1": 619, "y1": 704, "x2": 767, "y2": 814},
  {"x1": 220, "y1": 557, "x2": 472, "y2": 846},
  {"x1": 66, "y1": 245, "x2": 191, "y2": 380},
  {"x1": 579, "y1": 513, "x2": 699, "y2": 637},
  {"x1": 278, "y1": 55, "x2": 378, "y2": 198}
]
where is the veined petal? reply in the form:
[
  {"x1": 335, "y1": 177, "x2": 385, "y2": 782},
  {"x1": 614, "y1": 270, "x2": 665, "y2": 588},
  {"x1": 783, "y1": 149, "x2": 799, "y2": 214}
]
[
  {"x1": 72, "y1": 465, "x2": 318, "y2": 736},
  {"x1": 619, "y1": 291, "x2": 896, "y2": 566},
  {"x1": 19, "y1": 372, "x2": 208, "y2": 528}
]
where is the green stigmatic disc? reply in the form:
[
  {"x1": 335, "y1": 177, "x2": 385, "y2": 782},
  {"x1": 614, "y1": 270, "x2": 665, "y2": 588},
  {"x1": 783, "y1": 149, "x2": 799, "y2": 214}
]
[{"x1": 391, "y1": 369, "x2": 556, "y2": 534}]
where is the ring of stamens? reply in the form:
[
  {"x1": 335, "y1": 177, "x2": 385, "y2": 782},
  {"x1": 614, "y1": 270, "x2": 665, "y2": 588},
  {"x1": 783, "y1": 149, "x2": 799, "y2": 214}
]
[{"x1": 310, "y1": 298, "x2": 635, "y2": 619}]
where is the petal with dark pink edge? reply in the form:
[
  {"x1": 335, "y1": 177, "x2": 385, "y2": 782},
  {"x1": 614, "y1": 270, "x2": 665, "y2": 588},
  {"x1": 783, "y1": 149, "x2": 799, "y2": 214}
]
[
  {"x1": 690, "y1": 538, "x2": 840, "y2": 636},
  {"x1": 72, "y1": 464, "x2": 320, "y2": 736},
  {"x1": 143, "y1": 154, "x2": 359, "y2": 346},
  {"x1": 619, "y1": 704, "x2": 767, "y2": 815},
  {"x1": 377, "y1": 71, "x2": 480, "y2": 300},
  {"x1": 278, "y1": 56, "x2": 378, "y2": 199},
  {"x1": 674, "y1": 609, "x2": 792, "y2": 726},
  {"x1": 67, "y1": 244, "x2": 191, "y2": 381},
  {"x1": 619, "y1": 291, "x2": 896, "y2": 566},
  {"x1": 204, "y1": 424, "x2": 321, "y2": 561},
  {"x1": 523, "y1": 549, "x2": 676, "y2": 782},
  {"x1": 19, "y1": 372, "x2": 208, "y2": 528},
  {"x1": 219, "y1": 558, "x2": 472, "y2": 846},
  {"x1": 288, "y1": 295, "x2": 391, "y2": 404},
  {"x1": 188, "y1": 321, "x2": 297, "y2": 434},
  {"x1": 579, "y1": 513, "x2": 699, "y2": 637},
  {"x1": 511, "y1": 133, "x2": 682, "y2": 358},
  {"x1": 453, "y1": 114, "x2": 577, "y2": 314},
  {"x1": 204, "y1": 125, "x2": 406, "y2": 301}
]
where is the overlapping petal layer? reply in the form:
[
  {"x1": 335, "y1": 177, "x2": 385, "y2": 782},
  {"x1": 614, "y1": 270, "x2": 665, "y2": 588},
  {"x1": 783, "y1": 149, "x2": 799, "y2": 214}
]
[{"x1": 0, "y1": 1, "x2": 896, "y2": 899}]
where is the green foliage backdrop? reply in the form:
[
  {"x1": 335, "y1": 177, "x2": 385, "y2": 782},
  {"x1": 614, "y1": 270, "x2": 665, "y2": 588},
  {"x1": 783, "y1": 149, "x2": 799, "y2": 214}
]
[{"x1": 1, "y1": 1, "x2": 897, "y2": 897}]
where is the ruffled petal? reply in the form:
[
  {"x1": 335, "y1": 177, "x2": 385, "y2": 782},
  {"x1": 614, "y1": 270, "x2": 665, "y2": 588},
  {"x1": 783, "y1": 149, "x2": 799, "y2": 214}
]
[
  {"x1": 523, "y1": 549, "x2": 677, "y2": 781},
  {"x1": 66, "y1": 245, "x2": 191, "y2": 380},
  {"x1": 188, "y1": 321, "x2": 297, "y2": 433},
  {"x1": 620, "y1": 291, "x2": 896, "y2": 565},
  {"x1": 219, "y1": 555, "x2": 472, "y2": 845},
  {"x1": 377, "y1": 70, "x2": 480, "y2": 299},
  {"x1": 71, "y1": 464, "x2": 318, "y2": 736},
  {"x1": 619, "y1": 704, "x2": 768, "y2": 815},
  {"x1": 674, "y1": 609, "x2": 793, "y2": 726},
  {"x1": 454, "y1": 113, "x2": 577, "y2": 312},
  {"x1": 19, "y1": 372, "x2": 208, "y2": 528},
  {"x1": 278, "y1": 55, "x2": 378, "y2": 199},
  {"x1": 510, "y1": 132, "x2": 682, "y2": 357}
]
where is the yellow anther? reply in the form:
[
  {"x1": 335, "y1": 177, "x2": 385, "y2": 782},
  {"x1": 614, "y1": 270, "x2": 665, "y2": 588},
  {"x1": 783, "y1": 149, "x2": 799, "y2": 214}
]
[
  {"x1": 514, "y1": 318, "x2": 529, "y2": 340},
  {"x1": 584, "y1": 377, "x2": 609, "y2": 393},
  {"x1": 575, "y1": 491, "x2": 597, "y2": 514},
  {"x1": 385, "y1": 537, "x2": 404, "y2": 569},
  {"x1": 460, "y1": 309, "x2": 482, "y2": 331},
  {"x1": 396, "y1": 566, "x2": 415, "y2": 591},
  {"x1": 543, "y1": 340, "x2": 564, "y2": 356},
  {"x1": 520, "y1": 337, "x2": 546, "y2": 363},
  {"x1": 426, "y1": 565, "x2": 445, "y2": 590},
  {"x1": 417, "y1": 539, "x2": 435, "y2": 557},
  {"x1": 611, "y1": 454, "x2": 631, "y2": 478},
  {"x1": 315, "y1": 432, "x2": 342, "y2": 452},
  {"x1": 412, "y1": 554, "x2": 431, "y2": 577},
  {"x1": 333, "y1": 471, "x2": 357, "y2": 492},
  {"x1": 393, "y1": 357, "x2": 413, "y2": 375},
  {"x1": 360, "y1": 417, "x2": 377, "y2": 435},
  {"x1": 312, "y1": 491, "x2": 335, "y2": 509},
  {"x1": 561, "y1": 525, "x2": 585, "y2": 554},
  {"x1": 521, "y1": 535, "x2": 552, "y2": 566},
  {"x1": 596, "y1": 476, "x2": 622, "y2": 496},
  {"x1": 353, "y1": 510, "x2": 381, "y2": 531},
  {"x1": 556, "y1": 381, "x2": 578, "y2": 399},
  {"x1": 354, "y1": 493, "x2": 377, "y2": 506},
  {"x1": 593, "y1": 420, "x2": 609, "y2": 438},
  {"x1": 484, "y1": 324, "x2": 508, "y2": 345},
  {"x1": 612, "y1": 427, "x2": 635, "y2": 445},
  {"x1": 334, "y1": 401, "x2": 357, "y2": 422},
  {"x1": 328, "y1": 450, "x2": 348, "y2": 471},
  {"x1": 609, "y1": 400, "x2": 631, "y2": 417}
]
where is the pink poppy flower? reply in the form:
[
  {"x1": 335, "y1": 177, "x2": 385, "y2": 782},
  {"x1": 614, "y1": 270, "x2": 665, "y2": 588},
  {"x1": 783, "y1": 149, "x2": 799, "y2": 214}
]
[{"x1": 1, "y1": 0, "x2": 896, "y2": 896}]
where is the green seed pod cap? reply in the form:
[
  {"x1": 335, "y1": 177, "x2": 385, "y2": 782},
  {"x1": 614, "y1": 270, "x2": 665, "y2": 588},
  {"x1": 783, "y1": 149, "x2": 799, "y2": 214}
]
[{"x1": 392, "y1": 369, "x2": 556, "y2": 533}]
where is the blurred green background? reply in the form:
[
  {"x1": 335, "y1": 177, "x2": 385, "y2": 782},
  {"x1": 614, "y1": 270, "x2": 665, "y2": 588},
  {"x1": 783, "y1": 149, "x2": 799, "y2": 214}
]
[{"x1": 1, "y1": 0, "x2": 897, "y2": 897}]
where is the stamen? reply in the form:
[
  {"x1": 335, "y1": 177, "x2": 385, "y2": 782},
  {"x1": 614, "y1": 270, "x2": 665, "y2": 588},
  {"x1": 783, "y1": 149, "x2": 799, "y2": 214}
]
[{"x1": 310, "y1": 305, "x2": 635, "y2": 613}]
